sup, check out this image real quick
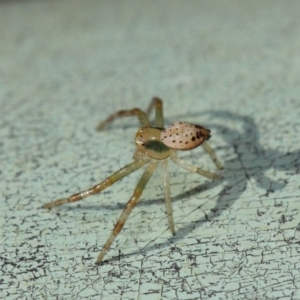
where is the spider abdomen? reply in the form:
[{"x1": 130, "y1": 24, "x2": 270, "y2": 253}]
[{"x1": 161, "y1": 121, "x2": 211, "y2": 150}]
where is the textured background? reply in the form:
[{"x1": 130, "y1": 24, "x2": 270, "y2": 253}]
[{"x1": 1, "y1": 1, "x2": 300, "y2": 299}]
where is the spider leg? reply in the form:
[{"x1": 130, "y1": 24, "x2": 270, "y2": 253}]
[
  {"x1": 169, "y1": 151, "x2": 222, "y2": 180},
  {"x1": 42, "y1": 158, "x2": 150, "y2": 208},
  {"x1": 202, "y1": 141, "x2": 223, "y2": 169},
  {"x1": 161, "y1": 158, "x2": 175, "y2": 235},
  {"x1": 96, "y1": 160, "x2": 159, "y2": 263},
  {"x1": 96, "y1": 108, "x2": 151, "y2": 130},
  {"x1": 145, "y1": 97, "x2": 164, "y2": 128}
]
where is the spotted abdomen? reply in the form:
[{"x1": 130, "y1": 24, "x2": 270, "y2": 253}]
[{"x1": 161, "y1": 122, "x2": 211, "y2": 150}]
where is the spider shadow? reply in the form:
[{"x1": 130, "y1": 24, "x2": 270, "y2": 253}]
[{"x1": 119, "y1": 109, "x2": 299, "y2": 261}]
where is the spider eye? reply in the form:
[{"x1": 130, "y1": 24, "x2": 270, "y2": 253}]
[{"x1": 161, "y1": 122, "x2": 211, "y2": 150}]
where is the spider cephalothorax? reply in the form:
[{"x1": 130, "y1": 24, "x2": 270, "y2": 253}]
[{"x1": 42, "y1": 97, "x2": 223, "y2": 264}]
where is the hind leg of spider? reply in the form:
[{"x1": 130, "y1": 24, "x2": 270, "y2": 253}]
[
  {"x1": 202, "y1": 141, "x2": 223, "y2": 169},
  {"x1": 96, "y1": 108, "x2": 151, "y2": 131},
  {"x1": 96, "y1": 160, "x2": 159, "y2": 264},
  {"x1": 146, "y1": 97, "x2": 164, "y2": 128},
  {"x1": 170, "y1": 152, "x2": 222, "y2": 180},
  {"x1": 42, "y1": 158, "x2": 150, "y2": 208},
  {"x1": 161, "y1": 159, "x2": 175, "y2": 235}
]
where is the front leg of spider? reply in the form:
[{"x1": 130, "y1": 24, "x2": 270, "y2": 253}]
[{"x1": 42, "y1": 97, "x2": 223, "y2": 264}]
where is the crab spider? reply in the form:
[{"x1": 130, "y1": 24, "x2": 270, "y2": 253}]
[{"x1": 42, "y1": 97, "x2": 223, "y2": 264}]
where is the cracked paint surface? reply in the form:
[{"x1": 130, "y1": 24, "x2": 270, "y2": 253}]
[{"x1": 1, "y1": 1, "x2": 300, "y2": 299}]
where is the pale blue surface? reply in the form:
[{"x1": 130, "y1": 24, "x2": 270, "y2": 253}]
[{"x1": 1, "y1": 1, "x2": 300, "y2": 299}]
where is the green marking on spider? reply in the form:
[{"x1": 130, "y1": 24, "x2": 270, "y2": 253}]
[{"x1": 144, "y1": 140, "x2": 170, "y2": 153}]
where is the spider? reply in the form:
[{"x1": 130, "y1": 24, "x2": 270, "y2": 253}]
[{"x1": 42, "y1": 97, "x2": 223, "y2": 264}]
